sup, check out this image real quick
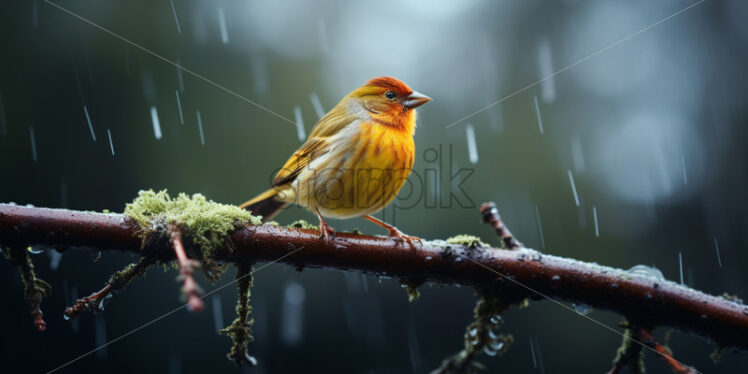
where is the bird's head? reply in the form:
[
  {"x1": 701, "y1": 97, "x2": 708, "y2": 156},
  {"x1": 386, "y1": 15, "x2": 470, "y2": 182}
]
[{"x1": 347, "y1": 77, "x2": 431, "y2": 130}]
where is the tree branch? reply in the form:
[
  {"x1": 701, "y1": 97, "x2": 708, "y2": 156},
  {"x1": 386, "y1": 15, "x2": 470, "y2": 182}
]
[{"x1": 1, "y1": 203, "x2": 747, "y2": 356}]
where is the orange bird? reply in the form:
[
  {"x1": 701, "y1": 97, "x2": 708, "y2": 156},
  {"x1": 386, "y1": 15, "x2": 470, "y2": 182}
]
[{"x1": 241, "y1": 77, "x2": 431, "y2": 244}]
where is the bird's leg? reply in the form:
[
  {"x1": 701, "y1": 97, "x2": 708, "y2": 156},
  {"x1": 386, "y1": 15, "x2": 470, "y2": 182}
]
[
  {"x1": 315, "y1": 209, "x2": 336, "y2": 242},
  {"x1": 364, "y1": 215, "x2": 421, "y2": 248}
]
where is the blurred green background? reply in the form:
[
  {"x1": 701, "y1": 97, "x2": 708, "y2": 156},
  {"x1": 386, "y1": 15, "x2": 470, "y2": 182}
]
[{"x1": 1, "y1": 0, "x2": 747, "y2": 373}]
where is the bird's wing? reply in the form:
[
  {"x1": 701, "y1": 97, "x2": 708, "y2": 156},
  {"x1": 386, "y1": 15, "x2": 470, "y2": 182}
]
[
  {"x1": 271, "y1": 105, "x2": 354, "y2": 187},
  {"x1": 271, "y1": 137, "x2": 329, "y2": 187}
]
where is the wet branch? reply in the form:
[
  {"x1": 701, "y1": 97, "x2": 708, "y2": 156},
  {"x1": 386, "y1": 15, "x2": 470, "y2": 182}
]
[{"x1": 1, "y1": 203, "x2": 748, "y2": 368}]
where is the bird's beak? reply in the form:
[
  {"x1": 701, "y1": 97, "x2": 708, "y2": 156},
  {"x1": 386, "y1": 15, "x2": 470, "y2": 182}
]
[{"x1": 403, "y1": 91, "x2": 432, "y2": 109}]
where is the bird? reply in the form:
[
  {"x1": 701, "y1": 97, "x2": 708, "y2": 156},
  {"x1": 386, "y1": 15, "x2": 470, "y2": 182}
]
[{"x1": 240, "y1": 76, "x2": 431, "y2": 245}]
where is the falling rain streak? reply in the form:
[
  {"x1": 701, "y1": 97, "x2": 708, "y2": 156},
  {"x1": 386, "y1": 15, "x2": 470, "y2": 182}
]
[
  {"x1": 150, "y1": 106, "x2": 162, "y2": 139},
  {"x1": 309, "y1": 92, "x2": 325, "y2": 119},
  {"x1": 211, "y1": 295, "x2": 224, "y2": 332},
  {"x1": 169, "y1": 0, "x2": 181, "y2": 34},
  {"x1": 570, "y1": 136, "x2": 585, "y2": 172},
  {"x1": 29, "y1": 125, "x2": 37, "y2": 161},
  {"x1": 681, "y1": 154, "x2": 688, "y2": 185},
  {"x1": 84, "y1": 105, "x2": 96, "y2": 141},
  {"x1": 592, "y1": 205, "x2": 599, "y2": 237},
  {"x1": 294, "y1": 106, "x2": 305, "y2": 141},
  {"x1": 529, "y1": 336, "x2": 537, "y2": 368},
  {"x1": 107, "y1": 129, "x2": 115, "y2": 156},
  {"x1": 714, "y1": 238, "x2": 722, "y2": 268},
  {"x1": 534, "y1": 205, "x2": 546, "y2": 249},
  {"x1": 533, "y1": 95, "x2": 544, "y2": 134},
  {"x1": 175, "y1": 90, "x2": 184, "y2": 124},
  {"x1": 217, "y1": 7, "x2": 229, "y2": 44},
  {"x1": 175, "y1": 58, "x2": 184, "y2": 92},
  {"x1": 196, "y1": 110, "x2": 205, "y2": 145},
  {"x1": 95, "y1": 316, "x2": 108, "y2": 359},
  {"x1": 281, "y1": 282, "x2": 306, "y2": 346},
  {"x1": 567, "y1": 169, "x2": 580, "y2": 206},
  {"x1": 465, "y1": 123, "x2": 478, "y2": 164},
  {"x1": 537, "y1": 38, "x2": 556, "y2": 104},
  {"x1": 678, "y1": 251, "x2": 684, "y2": 285}
]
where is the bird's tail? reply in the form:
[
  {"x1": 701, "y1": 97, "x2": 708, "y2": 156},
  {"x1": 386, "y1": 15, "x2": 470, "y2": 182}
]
[{"x1": 239, "y1": 188, "x2": 288, "y2": 222}]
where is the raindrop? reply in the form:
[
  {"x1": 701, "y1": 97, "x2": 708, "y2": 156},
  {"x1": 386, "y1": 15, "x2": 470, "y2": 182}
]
[
  {"x1": 84, "y1": 105, "x2": 96, "y2": 141},
  {"x1": 49, "y1": 250, "x2": 63, "y2": 270},
  {"x1": 627, "y1": 264, "x2": 664, "y2": 280},
  {"x1": 681, "y1": 154, "x2": 688, "y2": 185},
  {"x1": 309, "y1": 92, "x2": 325, "y2": 119},
  {"x1": 294, "y1": 106, "x2": 305, "y2": 142},
  {"x1": 537, "y1": 38, "x2": 556, "y2": 104},
  {"x1": 211, "y1": 295, "x2": 224, "y2": 332},
  {"x1": 483, "y1": 346, "x2": 498, "y2": 356},
  {"x1": 489, "y1": 341, "x2": 505, "y2": 351},
  {"x1": 175, "y1": 59, "x2": 184, "y2": 92},
  {"x1": 281, "y1": 282, "x2": 306, "y2": 346},
  {"x1": 29, "y1": 125, "x2": 37, "y2": 161},
  {"x1": 468, "y1": 328, "x2": 478, "y2": 337},
  {"x1": 107, "y1": 129, "x2": 115, "y2": 156},
  {"x1": 465, "y1": 123, "x2": 478, "y2": 164},
  {"x1": 175, "y1": 90, "x2": 184, "y2": 124},
  {"x1": 551, "y1": 275, "x2": 560, "y2": 281},
  {"x1": 245, "y1": 353, "x2": 258, "y2": 366},
  {"x1": 534, "y1": 205, "x2": 546, "y2": 249},
  {"x1": 572, "y1": 303, "x2": 591, "y2": 316},
  {"x1": 169, "y1": 0, "x2": 182, "y2": 34},
  {"x1": 63, "y1": 314, "x2": 70, "y2": 321},
  {"x1": 592, "y1": 205, "x2": 599, "y2": 237},
  {"x1": 217, "y1": 7, "x2": 229, "y2": 44},
  {"x1": 425, "y1": 256, "x2": 432, "y2": 261},
  {"x1": 27, "y1": 246, "x2": 43, "y2": 255},
  {"x1": 533, "y1": 95, "x2": 544, "y2": 134},
  {"x1": 97, "y1": 293, "x2": 113, "y2": 313},
  {"x1": 196, "y1": 110, "x2": 205, "y2": 145},
  {"x1": 489, "y1": 315, "x2": 502, "y2": 324},
  {"x1": 455, "y1": 256, "x2": 463, "y2": 263},
  {"x1": 567, "y1": 169, "x2": 580, "y2": 206},
  {"x1": 150, "y1": 106, "x2": 162, "y2": 140},
  {"x1": 678, "y1": 251, "x2": 684, "y2": 285},
  {"x1": 714, "y1": 238, "x2": 722, "y2": 268}
]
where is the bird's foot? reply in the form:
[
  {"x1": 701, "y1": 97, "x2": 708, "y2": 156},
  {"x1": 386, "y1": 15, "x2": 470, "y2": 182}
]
[
  {"x1": 386, "y1": 227, "x2": 422, "y2": 249},
  {"x1": 318, "y1": 219, "x2": 336, "y2": 243}
]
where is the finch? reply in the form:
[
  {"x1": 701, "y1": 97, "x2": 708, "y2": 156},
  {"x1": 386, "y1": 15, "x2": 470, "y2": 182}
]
[{"x1": 240, "y1": 77, "x2": 431, "y2": 244}]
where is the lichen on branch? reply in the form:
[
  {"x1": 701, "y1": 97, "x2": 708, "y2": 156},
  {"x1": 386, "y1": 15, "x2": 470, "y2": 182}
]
[
  {"x1": 219, "y1": 262, "x2": 257, "y2": 366},
  {"x1": 3, "y1": 246, "x2": 51, "y2": 332},
  {"x1": 124, "y1": 189, "x2": 260, "y2": 282}
]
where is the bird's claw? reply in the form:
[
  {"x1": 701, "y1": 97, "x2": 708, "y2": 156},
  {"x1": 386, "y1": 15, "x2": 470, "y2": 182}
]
[
  {"x1": 319, "y1": 222, "x2": 336, "y2": 243},
  {"x1": 387, "y1": 228, "x2": 421, "y2": 249}
]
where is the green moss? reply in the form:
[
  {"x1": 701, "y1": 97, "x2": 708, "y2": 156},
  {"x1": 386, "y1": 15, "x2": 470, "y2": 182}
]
[
  {"x1": 399, "y1": 279, "x2": 424, "y2": 302},
  {"x1": 220, "y1": 262, "x2": 257, "y2": 366},
  {"x1": 288, "y1": 219, "x2": 318, "y2": 230},
  {"x1": 446, "y1": 234, "x2": 488, "y2": 248},
  {"x1": 124, "y1": 190, "x2": 260, "y2": 282}
]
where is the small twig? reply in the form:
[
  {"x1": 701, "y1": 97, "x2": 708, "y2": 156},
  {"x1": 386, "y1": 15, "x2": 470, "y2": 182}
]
[
  {"x1": 220, "y1": 262, "x2": 257, "y2": 366},
  {"x1": 480, "y1": 202, "x2": 522, "y2": 249},
  {"x1": 607, "y1": 322, "x2": 645, "y2": 374},
  {"x1": 637, "y1": 328, "x2": 697, "y2": 374},
  {"x1": 4, "y1": 246, "x2": 51, "y2": 331},
  {"x1": 170, "y1": 226, "x2": 204, "y2": 312},
  {"x1": 64, "y1": 256, "x2": 156, "y2": 320}
]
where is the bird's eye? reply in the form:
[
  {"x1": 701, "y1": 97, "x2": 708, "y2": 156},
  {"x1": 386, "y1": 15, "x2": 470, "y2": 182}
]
[{"x1": 385, "y1": 91, "x2": 396, "y2": 100}]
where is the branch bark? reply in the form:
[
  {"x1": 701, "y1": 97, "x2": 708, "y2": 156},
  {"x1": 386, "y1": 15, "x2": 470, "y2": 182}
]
[{"x1": 1, "y1": 203, "x2": 747, "y2": 352}]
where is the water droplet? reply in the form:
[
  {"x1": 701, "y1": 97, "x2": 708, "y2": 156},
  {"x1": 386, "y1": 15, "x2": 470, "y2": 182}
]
[
  {"x1": 551, "y1": 275, "x2": 560, "y2": 281},
  {"x1": 483, "y1": 346, "x2": 498, "y2": 356},
  {"x1": 487, "y1": 329, "x2": 498, "y2": 340},
  {"x1": 425, "y1": 256, "x2": 432, "y2": 261},
  {"x1": 25, "y1": 203, "x2": 35, "y2": 208},
  {"x1": 610, "y1": 283, "x2": 618, "y2": 289},
  {"x1": 8, "y1": 202, "x2": 17, "y2": 205},
  {"x1": 27, "y1": 246, "x2": 43, "y2": 254},
  {"x1": 627, "y1": 264, "x2": 665, "y2": 280},
  {"x1": 489, "y1": 315, "x2": 502, "y2": 324},
  {"x1": 572, "y1": 303, "x2": 591, "y2": 316},
  {"x1": 245, "y1": 352, "x2": 258, "y2": 366},
  {"x1": 91, "y1": 250, "x2": 102, "y2": 262},
  {"x1": 470, "y1": 338, "x2": 479, "y2": 346},
  {"x1": 489, "y1": 341, "x2": 504, "y2": 351},
  {"x1": 96, "y1": 294, "x2": 113, "y2": 313},
  {"x1": 468, "y1": 328, "x2": 478, "y2": 337},
  {"x1": 455, "y1": 256, "x2": 463, "y2": 262},
  {"x1": 63, "y1": 314, "x2": 70, "y2": 321}
]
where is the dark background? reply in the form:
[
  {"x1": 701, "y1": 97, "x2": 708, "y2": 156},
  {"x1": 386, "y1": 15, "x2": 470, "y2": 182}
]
[{"x1": 1, "y1": 0, "x2": 747, "y2": 373}]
